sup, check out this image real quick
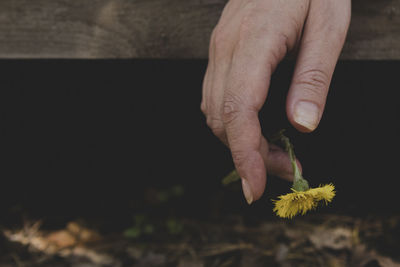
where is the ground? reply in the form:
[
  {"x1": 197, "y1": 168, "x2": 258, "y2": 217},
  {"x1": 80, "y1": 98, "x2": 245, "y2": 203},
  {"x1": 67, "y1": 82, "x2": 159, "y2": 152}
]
[{"x1": 2, "y1": 183, "x2": 400, "y2": 267}]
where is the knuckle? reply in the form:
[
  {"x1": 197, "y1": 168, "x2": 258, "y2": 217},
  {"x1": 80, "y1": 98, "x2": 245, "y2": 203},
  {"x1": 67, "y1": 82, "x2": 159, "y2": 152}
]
[
  {"x1": 210, "y1": 26, "x2": 218, "y2": 45},
  {"x1": 212, "y1": 25, "x2": 230, "y2": 51},
  {"x1": 212, "y1": 25, "x2": 233, "y2": 61},
  {"x1": 221, "y1": 94, "x2": 243, "y2": 124},
  {"x1": 293, "y1": 68, "x2": 330, "y2": 96},
  {"x1": 206, "y1": 116, "x2": 225, "y2": 137}
]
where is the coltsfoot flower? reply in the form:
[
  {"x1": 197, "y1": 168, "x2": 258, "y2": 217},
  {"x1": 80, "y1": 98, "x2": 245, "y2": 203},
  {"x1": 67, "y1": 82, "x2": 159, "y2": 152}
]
[
  {"x1": 271, "y1": 131, "x2": 336, "y2": 219},
  {"x1": 273, "y1": 184, "x2": 335, "y2": 218}
]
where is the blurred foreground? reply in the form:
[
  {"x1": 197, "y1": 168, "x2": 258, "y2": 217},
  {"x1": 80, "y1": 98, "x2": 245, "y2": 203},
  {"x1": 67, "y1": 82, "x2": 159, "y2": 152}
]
[{"x1": 2, "y1": 211, "x2": 400, "y2": 266}]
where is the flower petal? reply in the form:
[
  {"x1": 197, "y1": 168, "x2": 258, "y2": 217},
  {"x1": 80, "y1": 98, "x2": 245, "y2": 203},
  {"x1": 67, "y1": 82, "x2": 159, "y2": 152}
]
[{"x1": 273, "y1": 184, "x2": 335, "y2": 218}]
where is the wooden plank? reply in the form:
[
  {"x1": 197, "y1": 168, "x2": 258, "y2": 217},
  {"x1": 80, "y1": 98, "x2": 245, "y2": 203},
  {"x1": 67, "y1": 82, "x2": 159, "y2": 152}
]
[
  {"x1": 344, "y1": 0, "x2": 400, "y2": 60},
  {"x1": 0, "y1": 0, "x2": 399, "y2": 59}
]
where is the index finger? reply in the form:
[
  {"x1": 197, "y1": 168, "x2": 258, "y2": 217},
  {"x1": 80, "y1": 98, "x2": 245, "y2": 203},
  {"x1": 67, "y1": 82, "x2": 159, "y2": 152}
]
[{"x1": 222, "y1": 37, "x2": 286, "y2": 203}]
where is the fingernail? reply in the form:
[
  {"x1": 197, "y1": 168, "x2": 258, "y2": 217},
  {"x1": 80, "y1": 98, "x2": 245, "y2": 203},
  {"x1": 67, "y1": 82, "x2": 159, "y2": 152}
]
[
  {"x1": 293, "y1": 101, "x2": 320, "y2": 131},
  {"x1": 241, "y1": 178, "x2": 253, "y2": 205}
]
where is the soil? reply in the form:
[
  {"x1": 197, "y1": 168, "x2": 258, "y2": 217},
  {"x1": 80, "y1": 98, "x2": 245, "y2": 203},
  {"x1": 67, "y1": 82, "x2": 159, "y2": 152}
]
[{"x1": 2, "y1": 183, "x2": 400, "y2": 267}]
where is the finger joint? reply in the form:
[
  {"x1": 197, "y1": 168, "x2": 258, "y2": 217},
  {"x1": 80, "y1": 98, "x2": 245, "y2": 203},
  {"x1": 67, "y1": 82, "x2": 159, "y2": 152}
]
[
  {"x1": 293, "y1": 68, "x2": 330, "y2": 96},
  {"x1": 222, "y1": 94, "x2": 243, "y2": 125}
]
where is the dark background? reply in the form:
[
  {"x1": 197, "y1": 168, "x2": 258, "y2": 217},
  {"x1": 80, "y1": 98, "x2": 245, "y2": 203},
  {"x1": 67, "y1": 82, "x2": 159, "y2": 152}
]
[{"x1": 0, "y1": 60, "x2": 399, "y2": 227}]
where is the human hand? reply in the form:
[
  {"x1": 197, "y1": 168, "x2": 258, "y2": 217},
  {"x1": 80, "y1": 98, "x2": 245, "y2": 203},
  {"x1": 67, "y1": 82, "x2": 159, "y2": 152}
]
[{"x1": 201, "y1": 0, "x2": 351, "y2": 204}]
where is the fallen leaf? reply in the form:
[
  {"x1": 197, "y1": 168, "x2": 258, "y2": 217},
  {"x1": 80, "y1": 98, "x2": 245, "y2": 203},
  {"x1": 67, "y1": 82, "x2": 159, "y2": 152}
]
[{"x1": 309, "y1": 227, "x2": 353, "y2": 250}]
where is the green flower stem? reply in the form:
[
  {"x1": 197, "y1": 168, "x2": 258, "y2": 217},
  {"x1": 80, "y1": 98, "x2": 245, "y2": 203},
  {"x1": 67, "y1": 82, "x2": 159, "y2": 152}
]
[{"x1": 278, "y1": 132, "x2": 310, "y2": 192}]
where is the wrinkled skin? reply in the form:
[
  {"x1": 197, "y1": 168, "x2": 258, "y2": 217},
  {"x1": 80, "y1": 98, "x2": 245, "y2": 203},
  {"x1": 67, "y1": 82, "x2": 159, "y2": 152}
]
[{"x1": 201, "y1": 0, "x2": 351, "y2": 203}]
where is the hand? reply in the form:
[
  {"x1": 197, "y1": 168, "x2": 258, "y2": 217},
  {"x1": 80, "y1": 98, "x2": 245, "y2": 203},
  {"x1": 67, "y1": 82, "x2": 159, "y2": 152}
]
[{"x1": 201, "y1": 0, "x2": 351, "y2": 203}]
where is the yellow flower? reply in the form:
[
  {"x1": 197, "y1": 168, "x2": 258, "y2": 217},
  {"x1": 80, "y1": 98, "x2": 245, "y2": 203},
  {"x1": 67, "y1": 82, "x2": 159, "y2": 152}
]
[{"x1": 273, "y1": 184, "x2": 335, "y2": 219}]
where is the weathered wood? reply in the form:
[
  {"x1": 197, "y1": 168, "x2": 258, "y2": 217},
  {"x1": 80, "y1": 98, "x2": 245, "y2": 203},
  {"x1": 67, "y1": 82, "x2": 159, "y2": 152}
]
[{"x1": 0, "y1": 0, "x2": 399, "y2": 59}]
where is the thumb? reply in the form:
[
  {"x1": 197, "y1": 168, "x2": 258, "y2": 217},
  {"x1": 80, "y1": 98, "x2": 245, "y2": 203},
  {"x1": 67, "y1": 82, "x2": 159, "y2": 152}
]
[{"x1": 286, "y1": 0, "x2": 351, "y2": 132}]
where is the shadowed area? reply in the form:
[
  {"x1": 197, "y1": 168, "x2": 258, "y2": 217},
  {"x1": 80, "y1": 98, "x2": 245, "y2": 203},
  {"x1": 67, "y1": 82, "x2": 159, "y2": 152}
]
[{"x1": 0, "y1": 60, "x2": 399, "y2": 266}]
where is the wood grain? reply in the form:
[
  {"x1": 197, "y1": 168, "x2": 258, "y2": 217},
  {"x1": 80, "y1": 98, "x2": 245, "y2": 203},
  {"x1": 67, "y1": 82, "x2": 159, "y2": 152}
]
[{"x1": 0, "y1": 0, "x2": 399, "y2": 59}]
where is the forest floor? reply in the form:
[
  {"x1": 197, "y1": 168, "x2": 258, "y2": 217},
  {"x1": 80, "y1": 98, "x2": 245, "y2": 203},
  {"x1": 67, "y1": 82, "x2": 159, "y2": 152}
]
[
  {"x1": 2, "y1": 211, "x2": 400, "y2": 266},
  {"x1": 2, "y1": 183, "x2": 400, "y2": 267}
]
